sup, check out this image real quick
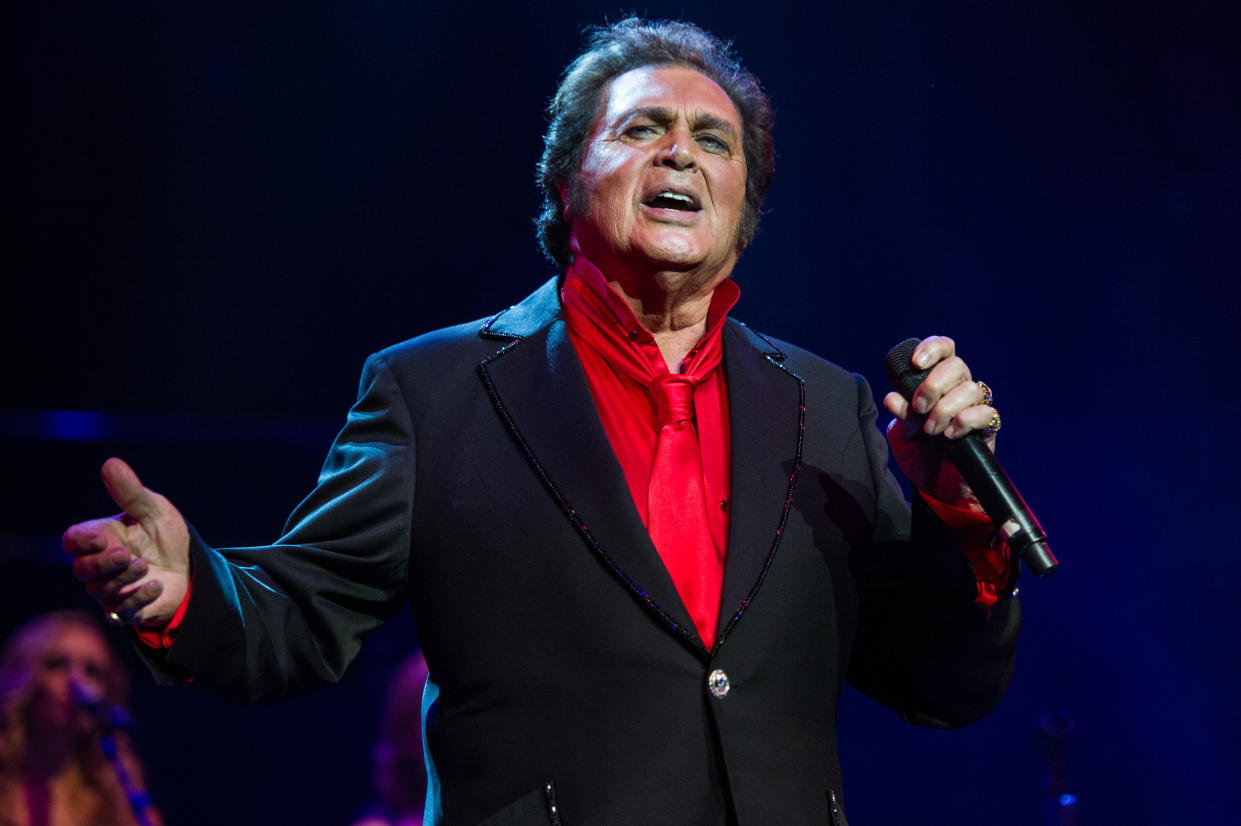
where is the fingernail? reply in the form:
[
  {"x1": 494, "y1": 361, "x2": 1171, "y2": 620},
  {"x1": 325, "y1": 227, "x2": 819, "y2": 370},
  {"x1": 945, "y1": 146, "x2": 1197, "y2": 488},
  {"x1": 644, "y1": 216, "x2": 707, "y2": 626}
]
[
  {"x1": 923, "y1": 418, "x2": 938, "y2": 435},
  {"x1": 944, "y1": 425, "x2": 956, "y2": 439},
  {"x1": 914, "y1": 397, "x2": 929, "y2": 414},
  {"x1": 110, "y1": 549, "x2": 130, "y2": 565},
  {"x1": 915, "y1": 351, "x2": 931, "y2": 367}
]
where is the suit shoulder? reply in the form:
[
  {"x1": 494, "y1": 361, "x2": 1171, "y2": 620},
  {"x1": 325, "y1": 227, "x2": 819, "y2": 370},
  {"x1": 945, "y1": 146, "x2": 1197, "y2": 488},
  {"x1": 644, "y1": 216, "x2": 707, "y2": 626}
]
[
  {"x1": 372, "y1": 277, "x2": 561, "y2": 371},
  {"x1": 375, "y1": 316, "x2": 497, "y2": 367},
  {"x1": 728, "y1": 319, "x2": 860, "y2": 386}
]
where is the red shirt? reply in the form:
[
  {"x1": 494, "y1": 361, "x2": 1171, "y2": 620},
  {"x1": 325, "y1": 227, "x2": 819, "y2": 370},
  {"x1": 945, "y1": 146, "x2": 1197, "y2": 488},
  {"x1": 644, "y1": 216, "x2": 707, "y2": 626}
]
[{"x1": 561, "y1": 256, "x2": 737, "y2": 646}]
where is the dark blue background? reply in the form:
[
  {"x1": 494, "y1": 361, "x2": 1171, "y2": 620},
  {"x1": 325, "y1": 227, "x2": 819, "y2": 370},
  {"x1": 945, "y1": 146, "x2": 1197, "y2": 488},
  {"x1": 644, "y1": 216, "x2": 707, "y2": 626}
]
[{"x1": 4, "y1": 1, "x2": 1238, "y2": 823}]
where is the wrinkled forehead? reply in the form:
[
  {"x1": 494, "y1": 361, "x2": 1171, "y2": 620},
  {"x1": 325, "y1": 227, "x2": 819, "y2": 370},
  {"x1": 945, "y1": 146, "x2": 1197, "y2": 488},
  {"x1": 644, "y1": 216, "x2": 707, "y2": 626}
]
[{"x1": 596, "y1": 64, "x2": 742, "y2": 133}]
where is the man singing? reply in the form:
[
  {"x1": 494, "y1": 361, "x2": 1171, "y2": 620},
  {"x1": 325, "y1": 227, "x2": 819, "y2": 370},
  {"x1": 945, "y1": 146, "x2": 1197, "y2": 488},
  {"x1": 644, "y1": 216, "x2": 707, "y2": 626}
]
[{"x1": 64, "y1": 18, "x2": 1019, "y2": 825}]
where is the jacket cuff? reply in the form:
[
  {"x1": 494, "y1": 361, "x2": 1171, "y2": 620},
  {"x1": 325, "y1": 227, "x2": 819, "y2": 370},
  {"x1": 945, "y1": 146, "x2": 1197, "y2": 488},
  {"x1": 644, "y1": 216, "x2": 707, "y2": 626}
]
[{"x1": 915, "y1": 488, "x2": 1016, "y2": 609}]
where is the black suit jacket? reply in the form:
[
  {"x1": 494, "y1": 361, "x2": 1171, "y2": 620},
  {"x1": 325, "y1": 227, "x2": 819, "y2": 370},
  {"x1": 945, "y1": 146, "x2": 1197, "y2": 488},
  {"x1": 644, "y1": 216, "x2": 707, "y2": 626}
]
[{"x1": 148, "y1": 278, "x2": 1019, "y2": 825}]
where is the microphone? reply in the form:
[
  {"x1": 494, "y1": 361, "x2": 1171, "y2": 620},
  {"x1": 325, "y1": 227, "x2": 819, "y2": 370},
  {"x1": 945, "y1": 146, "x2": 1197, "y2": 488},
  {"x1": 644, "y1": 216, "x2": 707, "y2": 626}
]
[
  {"x1": 70, "y1": 680, "x2": 132, "y2": 732},
  {"x1": 885, "y1": 338, "x2": 1058, "y2": 579}
]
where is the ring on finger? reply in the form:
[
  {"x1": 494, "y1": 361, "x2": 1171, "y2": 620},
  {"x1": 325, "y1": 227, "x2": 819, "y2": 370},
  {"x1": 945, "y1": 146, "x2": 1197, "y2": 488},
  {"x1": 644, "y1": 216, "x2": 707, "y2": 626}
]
[
  {"x1": 105, "y1": 611, "x2": 125, "y2": 627},
  {"x1": 984, "y1": 410, "x2": 1002, "y2": 436},
  {"x1": 976, "y1": 380, "x2": 993, "y2": 407}
]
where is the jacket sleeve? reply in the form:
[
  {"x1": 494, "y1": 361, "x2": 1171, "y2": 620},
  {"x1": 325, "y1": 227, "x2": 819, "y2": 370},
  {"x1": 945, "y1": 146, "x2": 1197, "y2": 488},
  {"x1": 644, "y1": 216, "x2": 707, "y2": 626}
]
[
  {"x1": 138, "y1": 352, "x2": 415, "y2": 702},
  {"x1": 845, "y1": 373, "x2": 1021, "y2": 729}
]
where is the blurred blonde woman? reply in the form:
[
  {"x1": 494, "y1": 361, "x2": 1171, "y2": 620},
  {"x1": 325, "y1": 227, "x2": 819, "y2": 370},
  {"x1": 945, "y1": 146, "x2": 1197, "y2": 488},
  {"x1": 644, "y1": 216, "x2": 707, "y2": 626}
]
[{"x1": 0, "y1": 611, "x2": 162, "y2": 826}]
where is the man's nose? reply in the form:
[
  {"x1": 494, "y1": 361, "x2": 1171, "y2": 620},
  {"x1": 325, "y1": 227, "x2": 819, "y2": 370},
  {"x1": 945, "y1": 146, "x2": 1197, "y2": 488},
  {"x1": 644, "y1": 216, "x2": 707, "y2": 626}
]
[{"x1": 659, "y1": 128, "x2": 696, "y2": 170}]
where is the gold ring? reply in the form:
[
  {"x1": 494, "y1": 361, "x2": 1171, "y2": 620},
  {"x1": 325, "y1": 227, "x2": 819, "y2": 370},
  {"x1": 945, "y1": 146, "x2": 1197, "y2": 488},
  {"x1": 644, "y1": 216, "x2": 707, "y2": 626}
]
[
  {"x1": 984, "y1": 410, "x2": 1002, "y2": 436},
  {"x1": 106, "y1": 611, "x2": 125, "y2": 627},
  {"x1": 976, "y1": 380, "x2": 993, "y2": 407}
]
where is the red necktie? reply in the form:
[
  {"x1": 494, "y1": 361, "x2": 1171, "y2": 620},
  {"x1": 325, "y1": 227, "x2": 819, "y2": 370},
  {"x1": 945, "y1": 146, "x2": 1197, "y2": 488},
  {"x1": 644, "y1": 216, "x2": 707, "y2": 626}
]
[{"x1": 647, "y1": 374, "x2": 723, "y2": 648}]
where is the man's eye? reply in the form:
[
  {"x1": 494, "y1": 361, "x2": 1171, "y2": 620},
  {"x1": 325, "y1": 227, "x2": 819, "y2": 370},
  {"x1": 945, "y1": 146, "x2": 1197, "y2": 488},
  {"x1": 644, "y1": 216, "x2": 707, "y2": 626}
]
[
  {"x1": 43, "y1": 655, "x2": 68, "y2": 672},
  {"x1": 697, "y1": 134, "x2": 730, "y2": 153},
  {"x1": 625, "y1": 125, "x2": 660, "y2": 138}
]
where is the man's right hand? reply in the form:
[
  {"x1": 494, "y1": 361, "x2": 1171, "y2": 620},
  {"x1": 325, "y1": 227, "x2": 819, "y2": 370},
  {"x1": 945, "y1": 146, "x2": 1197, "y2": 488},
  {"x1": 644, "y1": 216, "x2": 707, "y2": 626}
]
[{"x1": 62, "y1": 458, "x2": 191, "y2": 628}]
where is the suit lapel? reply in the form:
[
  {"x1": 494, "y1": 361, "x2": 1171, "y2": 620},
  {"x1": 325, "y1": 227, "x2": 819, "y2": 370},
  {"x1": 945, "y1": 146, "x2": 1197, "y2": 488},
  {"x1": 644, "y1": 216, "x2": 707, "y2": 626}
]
[
  {"x1": 479, "y1": 281, "x2": 705, "y2": 654},
  {"x1": 716, "y1": 321, "x2": 806, "y2": 648},
  {"x1": 479, "y1": 282, "x2": 807, "y2": 656}
]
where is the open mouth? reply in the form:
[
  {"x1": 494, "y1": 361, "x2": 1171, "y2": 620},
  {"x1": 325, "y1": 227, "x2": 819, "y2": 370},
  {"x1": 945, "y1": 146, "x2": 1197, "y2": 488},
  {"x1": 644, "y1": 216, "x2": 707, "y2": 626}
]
[{"x1": 642, "y1": 189, "x2": 701, "y2": 211}]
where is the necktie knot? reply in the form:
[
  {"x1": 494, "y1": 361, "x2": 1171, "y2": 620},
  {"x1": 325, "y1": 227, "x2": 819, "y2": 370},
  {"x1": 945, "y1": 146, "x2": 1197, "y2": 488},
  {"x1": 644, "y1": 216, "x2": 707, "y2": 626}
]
[{"x1": 652, "y1": 375, "x2": 695, "y2": 426}]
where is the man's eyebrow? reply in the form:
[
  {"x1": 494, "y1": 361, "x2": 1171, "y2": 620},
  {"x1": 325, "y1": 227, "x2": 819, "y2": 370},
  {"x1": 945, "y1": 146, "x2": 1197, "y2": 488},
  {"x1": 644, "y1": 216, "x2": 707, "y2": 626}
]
[
  {"x1": 616, "y1": 105, "x2": 675, "y2": 126},
  {"x1": 691, "y1": 112, "x2": 739, "y2": 140},
  {"x1": 617, "y1": 106, "x2": 739, "y2": 140}
]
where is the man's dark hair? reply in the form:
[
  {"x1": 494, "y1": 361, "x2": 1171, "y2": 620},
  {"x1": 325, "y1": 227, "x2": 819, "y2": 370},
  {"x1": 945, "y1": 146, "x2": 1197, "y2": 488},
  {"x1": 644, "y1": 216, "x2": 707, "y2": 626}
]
[{"x1": 536, "y1": 18, "x2": 776, "y2": 268}]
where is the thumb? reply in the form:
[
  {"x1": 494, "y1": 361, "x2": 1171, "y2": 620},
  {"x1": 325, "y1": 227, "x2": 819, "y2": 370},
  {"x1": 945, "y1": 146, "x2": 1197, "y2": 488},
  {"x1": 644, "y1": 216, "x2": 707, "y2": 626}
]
[{"x1": 101, "y1": 457, "x2": 158, "y2": 519}]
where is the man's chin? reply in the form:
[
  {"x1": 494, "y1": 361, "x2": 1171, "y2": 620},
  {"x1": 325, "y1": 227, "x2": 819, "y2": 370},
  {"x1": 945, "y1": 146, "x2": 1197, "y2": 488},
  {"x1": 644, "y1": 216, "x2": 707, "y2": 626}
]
[
  {"x1": 635, "y1": 249, "x2": 739, "y2": 297},
  {"x1": 634, "y1": 235, "x2": 715, "y2": 270}
]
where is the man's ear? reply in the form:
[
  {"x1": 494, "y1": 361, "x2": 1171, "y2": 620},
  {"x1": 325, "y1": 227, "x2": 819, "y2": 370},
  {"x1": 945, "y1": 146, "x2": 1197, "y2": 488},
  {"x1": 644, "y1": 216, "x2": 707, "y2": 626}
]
[{"x1": 559, "y1": 181, "x2": 572, "y2": 222}]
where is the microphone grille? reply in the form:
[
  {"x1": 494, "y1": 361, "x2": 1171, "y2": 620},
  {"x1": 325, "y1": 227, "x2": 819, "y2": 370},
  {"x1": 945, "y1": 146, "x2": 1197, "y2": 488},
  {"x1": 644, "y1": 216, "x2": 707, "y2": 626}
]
[{"x1": 885, "y1": 337, "x2": 930, "y2": 401}]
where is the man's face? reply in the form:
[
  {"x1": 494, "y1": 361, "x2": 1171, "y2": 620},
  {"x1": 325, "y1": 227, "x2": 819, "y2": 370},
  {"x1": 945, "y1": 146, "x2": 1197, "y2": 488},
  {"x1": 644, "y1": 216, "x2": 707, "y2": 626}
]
[{"x1": 565, "y1": 65, "x2": 748, "y2": 287}]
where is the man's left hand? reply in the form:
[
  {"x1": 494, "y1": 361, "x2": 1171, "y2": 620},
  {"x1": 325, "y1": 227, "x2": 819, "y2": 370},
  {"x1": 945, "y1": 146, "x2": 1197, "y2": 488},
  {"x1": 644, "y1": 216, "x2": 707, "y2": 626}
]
[{"x1": 883, "y1": 335, "x2": 999, "y2": 508}]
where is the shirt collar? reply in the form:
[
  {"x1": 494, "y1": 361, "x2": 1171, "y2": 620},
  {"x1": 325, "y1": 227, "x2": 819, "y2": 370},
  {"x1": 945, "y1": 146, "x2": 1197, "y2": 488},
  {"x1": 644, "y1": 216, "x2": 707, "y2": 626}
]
[{"x1": 564, "y1": 255, "x2": 740, "y2": 349}]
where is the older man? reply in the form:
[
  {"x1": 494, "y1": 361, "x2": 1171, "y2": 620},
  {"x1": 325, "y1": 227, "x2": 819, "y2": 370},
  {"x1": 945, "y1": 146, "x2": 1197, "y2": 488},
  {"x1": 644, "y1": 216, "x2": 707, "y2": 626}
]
[{"x1": 64, "y1": 19, "x2": 1019, "y2": 826}]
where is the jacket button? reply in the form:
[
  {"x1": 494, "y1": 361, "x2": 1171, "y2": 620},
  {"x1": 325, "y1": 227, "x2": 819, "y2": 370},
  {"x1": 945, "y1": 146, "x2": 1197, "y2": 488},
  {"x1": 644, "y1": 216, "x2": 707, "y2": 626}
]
[{"x1": 707, "y1": 669, "x2": 731, "y2": 699}]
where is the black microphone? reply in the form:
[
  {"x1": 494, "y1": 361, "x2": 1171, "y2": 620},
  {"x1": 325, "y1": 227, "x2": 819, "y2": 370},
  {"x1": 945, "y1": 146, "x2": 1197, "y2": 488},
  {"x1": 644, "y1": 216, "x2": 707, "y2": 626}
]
[
  {"x1": 885, "y1": 338, "x2": 1058, "y2": 579},
  {"x1": 70, "y1": 680, "x2": 133, "y2": 732}
]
